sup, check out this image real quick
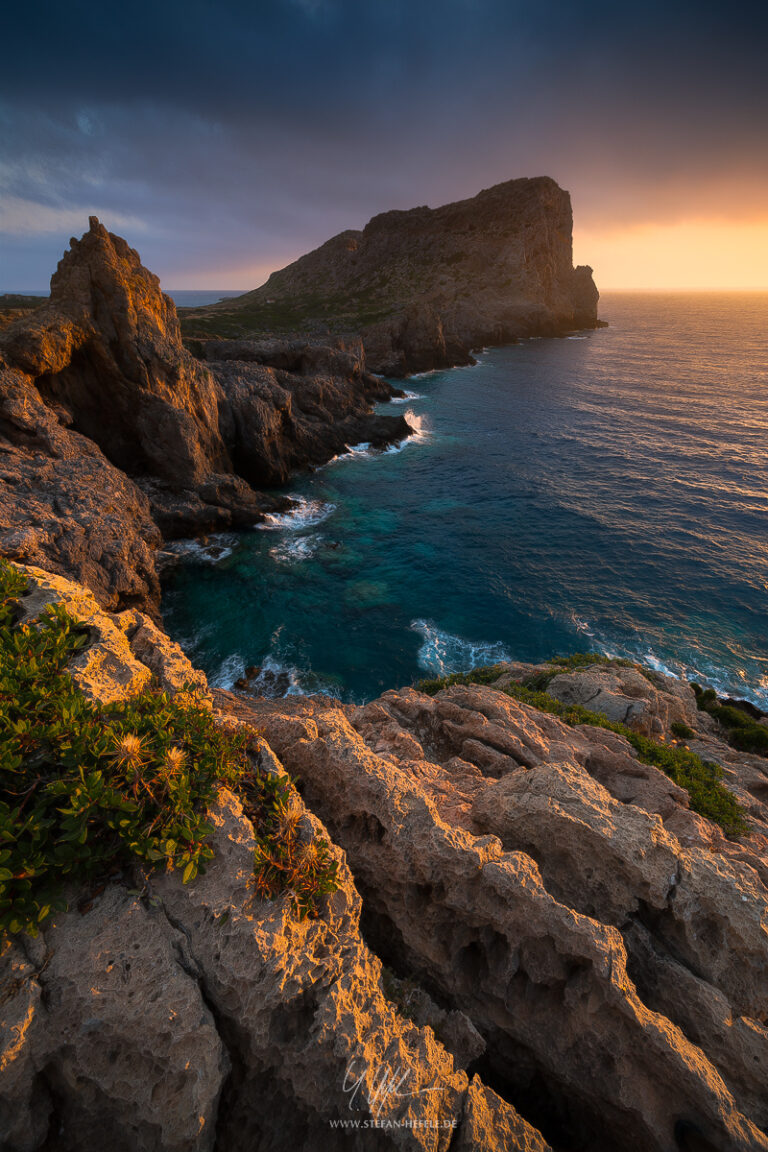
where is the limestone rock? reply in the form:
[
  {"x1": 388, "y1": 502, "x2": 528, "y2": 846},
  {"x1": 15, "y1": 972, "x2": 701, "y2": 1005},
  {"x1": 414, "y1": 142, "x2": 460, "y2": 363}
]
[
  {"x1": 231, "y1": 678, "x2": 768, "y2": 1152},
  {"x1": 1, "y1": 218, "x2": 229, "y2": 491},
  {"x1": 13, "y1": 562, "x2": 210, "y2": 704},
  {"x1": 1, "y1": 781, "x2": 543, "y2": 1152},
  {"x1": 0, "y1": 357, "x2": 162, "y2": 615},
  {"x1": 0, "y1": 942, "x2": 48, "y2": 1152},
  {"x1": 181, "y1": 177, "x2": 602, "y2": 375},
  {"x1": 0, "y1": 570, "x2": 540, "y2": 1152},
  {"x1": 16, "y1": 564, "x2": 152, "y2": 703},
  {"x1": 544, "y1": 662, "x2": 700, "y2": 737},
  {"x1": 119, "y1": 609, "x2": 210, "y2": 697},
  {"x1": 30, "y1": 887, "x2": 229, "y2": 1152}
]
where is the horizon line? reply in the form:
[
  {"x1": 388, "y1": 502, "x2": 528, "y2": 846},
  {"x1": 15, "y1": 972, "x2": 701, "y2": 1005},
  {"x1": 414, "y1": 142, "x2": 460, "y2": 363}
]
[{"x1": 5, "y1": 285, "x2": 768, "y2": 296}]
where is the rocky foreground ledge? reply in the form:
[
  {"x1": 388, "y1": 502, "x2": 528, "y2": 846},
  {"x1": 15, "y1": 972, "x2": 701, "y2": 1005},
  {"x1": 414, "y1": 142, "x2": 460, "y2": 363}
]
[
  {"x1": 0, "y1": 221, "x2": 410, "y2": 619},
  {"x1": 2, "y1": 563, "x2": 768, "y2": 1152}
]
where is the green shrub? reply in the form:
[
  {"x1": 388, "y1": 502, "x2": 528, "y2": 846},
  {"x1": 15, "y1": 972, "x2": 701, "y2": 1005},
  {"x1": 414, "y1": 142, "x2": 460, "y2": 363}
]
[
  {"x1": 692, "y1": 683, "x2": 718, "y2": 709},
  {"x1": 724, "y1": 725, "x2": 768, "y2": 756},
  {"x1": 671, "y1": 721, "x2": 695, "y2": 740},
  {"x1": 417, "y1": 663, "x2": 748, "y2": 838},
  {"x1": 551, "y1": 652, "x2": 634, "y2": 670},
  {"x1": 415, "y1": 664, "x2": 508, "y2": 695},
  {"x1": 710, "y1": 704, "x2": 751, "y2": 729},
  {"x1": 0, "y1": 558, "x2": 338, "y2": 937},
  {"x1": 691, "y1": 682, "x2": 768, "y2": 757}
]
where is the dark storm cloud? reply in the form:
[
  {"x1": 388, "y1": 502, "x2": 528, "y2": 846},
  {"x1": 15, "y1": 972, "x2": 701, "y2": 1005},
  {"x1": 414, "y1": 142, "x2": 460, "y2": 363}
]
[{"x1": 2, "y1": 0, "x2": 767, "y2": 285}]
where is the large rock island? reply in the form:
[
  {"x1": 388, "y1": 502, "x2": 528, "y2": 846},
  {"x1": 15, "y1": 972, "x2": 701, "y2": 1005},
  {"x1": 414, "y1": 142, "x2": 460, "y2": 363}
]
[{"x1": 181, "y1": 176, "x2": 601, "y2": 375}]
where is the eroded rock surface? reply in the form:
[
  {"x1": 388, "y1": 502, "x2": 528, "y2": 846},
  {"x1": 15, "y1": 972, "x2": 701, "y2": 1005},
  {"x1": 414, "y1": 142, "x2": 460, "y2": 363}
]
[
  {"x1": 0, "y1": 570, "x2": 541, "y2": 1152},
  {"x1": 227, "y1": 660, "x2": 768, "y2": 1152},
  {"x1": 205, "y1": 337, "x2": 409, "y2": 487}
]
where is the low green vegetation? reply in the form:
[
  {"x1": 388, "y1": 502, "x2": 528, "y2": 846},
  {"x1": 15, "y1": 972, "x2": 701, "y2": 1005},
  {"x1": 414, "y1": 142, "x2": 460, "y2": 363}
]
[
  {"x1": 0, "y1": 559, "x2": 338, "y2": 937},
  {"x1": 671, "y1": 721, "x2": 696, "y2": 740},
  {"x1": 0, "y1": 293, "x2": 46, "y2": 312},
  {"x1": 416, "y1": 652, "x2": 638, "y2": 697},
  {"x1": 179, "y1": 287, "x2": 396, "y2": 340},
  {"x1": 414, "y1": 664, "x2": 507, "y2": 695},
  {"x1": 692, "y1": 683, "x2": 768, "y2": 756},
  {"x1": 416, "y1": 660, "x2": 748, "y2": 838}
]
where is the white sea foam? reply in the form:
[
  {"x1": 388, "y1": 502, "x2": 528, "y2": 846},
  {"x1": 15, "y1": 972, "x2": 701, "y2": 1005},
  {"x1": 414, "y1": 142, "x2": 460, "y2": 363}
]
[
  {"x1": 257, "y1": 496, "x2": 335, "y2": 531},
  {"x1": 210, "y1": 652, "x2": 247, "y2": 689},
  {"x1": 161, "y1": 534, "x2": 238, "y2": 564},
  {"x1": 329, "y1": 441, "x2": 374, "y2": 464},
  {"x1": 642, "y1": 653, "x2": 682, "y2": 680},
  {"x1": 324, "y1": 411, "x2": 431, "y2": 464},
  {"x1": 247, "y1": 653, "x2": 305, "y2": 696},
  {"x1": 411, "y1": 620, "x2": 510, "y2": 677},
  {"x1": 209, "y1": 650, "x2": 305, "y2": 696},
  {"x1": 382, "y1": 412, "x2": 431, "y2": 455},
  {"x1": 269, "y1": 534, "x2": 320, "y2": 564},
  {"x1": 563, "y1": 613, "x2": 768, "y2": 707},
  {"x1": 390, "y1": 389, "x2": 424, "y2": 403}
]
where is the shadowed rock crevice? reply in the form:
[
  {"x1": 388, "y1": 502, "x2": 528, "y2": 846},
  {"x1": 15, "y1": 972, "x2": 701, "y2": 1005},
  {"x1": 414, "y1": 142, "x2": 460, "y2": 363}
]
[{"x1": 357, "y1": 897, "x2": 632, "y2": 1152}]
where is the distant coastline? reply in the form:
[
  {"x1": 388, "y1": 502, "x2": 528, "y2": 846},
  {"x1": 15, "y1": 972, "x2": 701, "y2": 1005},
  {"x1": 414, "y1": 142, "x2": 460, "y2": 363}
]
[{"x1": 0, "y1": 288, "x2": 248, "y2": 308}]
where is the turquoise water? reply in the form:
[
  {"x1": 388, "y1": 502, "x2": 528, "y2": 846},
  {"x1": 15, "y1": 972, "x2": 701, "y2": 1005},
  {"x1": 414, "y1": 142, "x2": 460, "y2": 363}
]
[{"x1": 162, "y1": 293, "x2": 768, "y2": 704}]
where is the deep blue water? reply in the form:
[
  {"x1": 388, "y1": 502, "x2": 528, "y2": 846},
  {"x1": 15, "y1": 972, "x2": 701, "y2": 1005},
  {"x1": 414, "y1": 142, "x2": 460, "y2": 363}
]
[{"x1": 162, "y1": 293, "x2": 768, "y2": 705}]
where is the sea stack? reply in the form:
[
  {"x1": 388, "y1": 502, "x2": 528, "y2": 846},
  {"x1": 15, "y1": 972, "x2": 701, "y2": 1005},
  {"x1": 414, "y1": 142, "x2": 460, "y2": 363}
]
[{"x1": 182, "y1": 176, "x2": 601, "y2": 374}]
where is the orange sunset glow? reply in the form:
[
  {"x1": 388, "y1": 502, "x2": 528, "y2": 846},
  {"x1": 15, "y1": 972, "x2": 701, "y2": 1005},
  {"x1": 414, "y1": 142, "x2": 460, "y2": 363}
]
[{"x1": 574, "y1": 218, "x2": 768, "y2": 291}]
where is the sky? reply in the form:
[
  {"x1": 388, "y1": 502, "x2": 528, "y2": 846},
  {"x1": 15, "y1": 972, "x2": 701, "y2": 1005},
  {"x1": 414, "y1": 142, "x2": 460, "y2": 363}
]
[{"x1": 2, "y1": 0, "x2": 767, "y2": 291}]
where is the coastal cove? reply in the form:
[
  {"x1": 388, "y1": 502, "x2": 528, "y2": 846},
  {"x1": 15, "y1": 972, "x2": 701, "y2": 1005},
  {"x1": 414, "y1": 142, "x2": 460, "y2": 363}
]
[{"x1": 162, "y1": 291, "x2": 768, "y2": 705}]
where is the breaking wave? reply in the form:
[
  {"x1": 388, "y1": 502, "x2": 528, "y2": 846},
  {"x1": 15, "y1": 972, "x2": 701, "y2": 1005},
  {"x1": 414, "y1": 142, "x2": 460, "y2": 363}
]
[
  {"x1": 160, "y1": 534, "x2": 238, "y2": 564},
  {"x1": 257, "y1": 496, "x2": 335, "y2": 531},
  {"x1": 411, "y1": 620, "x2": 510, "y2": 677},
  {"x1": 269, "y1": 534, "x2": 320, "y2": 564}
]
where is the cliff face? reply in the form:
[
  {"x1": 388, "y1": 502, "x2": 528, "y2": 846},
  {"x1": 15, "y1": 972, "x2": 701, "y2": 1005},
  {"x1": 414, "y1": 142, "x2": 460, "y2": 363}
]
[
  {"x1": 2, "y1": 218, "x2": 230, "y2": 488},
  {"x1": 3, "y1": 564, "x2": 767, "y2": 1152},
  {"x1": 181, "y1": 177, "x2": 601, "y2": 375},
  {"x1": 0, "y1": 222, "x2": 409, "y2": 613}
]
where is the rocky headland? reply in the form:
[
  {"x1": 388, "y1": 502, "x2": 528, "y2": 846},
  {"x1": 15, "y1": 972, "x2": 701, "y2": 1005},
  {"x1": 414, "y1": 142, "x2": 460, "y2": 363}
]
[
  {"x1": 2, "y1": 562, "x2": 768, "y2": 1151},
  {"x1": 179, "y1": 177, "x2": 602, "y2": 376},
  {"x1": 0, "y1": 220, "x2": 409, "y2": 617}
]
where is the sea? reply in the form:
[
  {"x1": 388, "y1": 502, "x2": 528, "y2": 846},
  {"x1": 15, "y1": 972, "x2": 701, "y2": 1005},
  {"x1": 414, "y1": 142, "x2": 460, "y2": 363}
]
[{"x1": 160, "y1": 292, "x2": 768, "y2": 706}]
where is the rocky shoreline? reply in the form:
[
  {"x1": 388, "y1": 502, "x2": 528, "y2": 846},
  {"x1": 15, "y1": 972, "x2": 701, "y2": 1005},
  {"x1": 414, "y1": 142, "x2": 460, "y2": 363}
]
[
  {"x1": 2, "y1": 564, "x2": 767, "y2": 1151},
  {"x1": 0, "y1": 220, "x2": 411, "y2": 618}
]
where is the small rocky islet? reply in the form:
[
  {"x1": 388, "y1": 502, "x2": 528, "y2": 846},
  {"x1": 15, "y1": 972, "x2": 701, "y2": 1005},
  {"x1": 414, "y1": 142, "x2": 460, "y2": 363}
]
[{"x1": 1, "y1": 180, "x2": 767, "y2": 1152}]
